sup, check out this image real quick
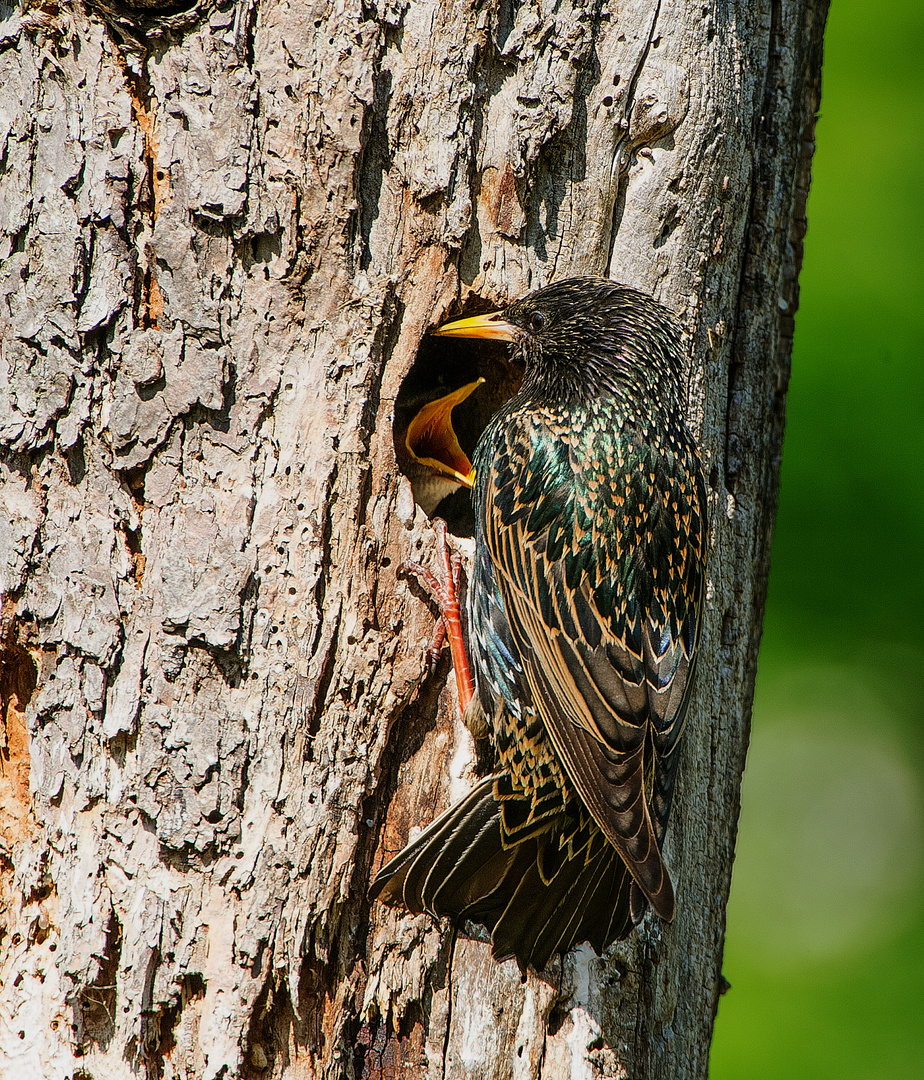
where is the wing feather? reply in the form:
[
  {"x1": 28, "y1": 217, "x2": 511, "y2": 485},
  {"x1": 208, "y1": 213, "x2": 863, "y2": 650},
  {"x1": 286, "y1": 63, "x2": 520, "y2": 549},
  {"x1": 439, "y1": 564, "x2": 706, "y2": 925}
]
[{"x1": 480, "y1": 414, "x2": 706, "y2": 916}]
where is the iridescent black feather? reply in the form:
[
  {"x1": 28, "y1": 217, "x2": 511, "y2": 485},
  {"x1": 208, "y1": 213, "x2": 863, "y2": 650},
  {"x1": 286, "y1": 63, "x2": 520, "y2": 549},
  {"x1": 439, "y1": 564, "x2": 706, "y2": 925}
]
[{"x1": 371, "y1": 277, "x2": 708, "y2": 971}]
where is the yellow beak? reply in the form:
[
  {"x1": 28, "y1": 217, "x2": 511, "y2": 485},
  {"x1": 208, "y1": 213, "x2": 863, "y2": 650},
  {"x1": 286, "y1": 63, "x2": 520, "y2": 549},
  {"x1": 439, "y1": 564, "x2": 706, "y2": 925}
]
[
  {"x1": 434, "y1": 310, "x2": 519, "y2": 342},
  {"x1": 405, "y1": 378, "x2": 485, "y2": 488}
]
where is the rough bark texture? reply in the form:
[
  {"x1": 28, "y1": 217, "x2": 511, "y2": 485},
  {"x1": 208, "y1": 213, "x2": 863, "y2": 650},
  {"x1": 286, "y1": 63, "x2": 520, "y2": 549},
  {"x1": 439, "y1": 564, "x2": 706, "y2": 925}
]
[{"x1": 0, "y1": 0, "x2": 826, "y2": 1077}]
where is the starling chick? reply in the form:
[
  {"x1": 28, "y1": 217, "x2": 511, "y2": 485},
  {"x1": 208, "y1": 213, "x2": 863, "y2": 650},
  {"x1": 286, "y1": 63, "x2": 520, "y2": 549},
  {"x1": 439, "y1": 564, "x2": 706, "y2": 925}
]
[
  {"x1": 371, "y1": 277, "x2": 708, "y2": 971},
  {"x1": 396, "y1": 378, "x2": 484, "y2": 515}
]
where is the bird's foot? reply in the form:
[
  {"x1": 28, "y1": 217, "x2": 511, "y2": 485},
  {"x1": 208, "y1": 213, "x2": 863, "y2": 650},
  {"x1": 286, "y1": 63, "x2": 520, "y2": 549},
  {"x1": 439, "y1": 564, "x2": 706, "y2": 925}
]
[
  {"x1": 400, "y1": 519, "x2": 474, "y2": 711},
  {"x1": 422, "y1": 617, "x2": 448, "y2": 672},
  {"x1": 398, "y1": 574, "x2": 448, "y2": 673}
]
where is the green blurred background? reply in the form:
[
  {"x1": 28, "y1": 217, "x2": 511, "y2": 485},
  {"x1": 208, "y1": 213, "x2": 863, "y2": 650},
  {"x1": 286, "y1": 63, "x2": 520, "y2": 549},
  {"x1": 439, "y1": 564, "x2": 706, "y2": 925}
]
[{"x1": 710, "y1": 2, "x2": 924, "y2": 1077}]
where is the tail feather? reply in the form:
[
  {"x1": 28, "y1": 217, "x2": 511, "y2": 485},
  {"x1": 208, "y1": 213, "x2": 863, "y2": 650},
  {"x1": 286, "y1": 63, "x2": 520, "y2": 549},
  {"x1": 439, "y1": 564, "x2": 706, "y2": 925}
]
[
  {"x1": 491, "y1": 826, "x2": 634, "y2": 969},
  {"x1": 371, "y1": 777, "x2": 499, "y2": 911},
  {"x1": 370, "y1": 775, "x2": 646, "y2": 971}
]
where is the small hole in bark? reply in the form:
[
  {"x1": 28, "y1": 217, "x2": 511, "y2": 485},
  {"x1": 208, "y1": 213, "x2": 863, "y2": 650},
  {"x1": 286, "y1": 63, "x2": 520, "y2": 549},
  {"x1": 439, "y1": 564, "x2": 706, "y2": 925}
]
[
  {"x1": 654, "y1": 204, "x2": 682, "y2": 248},
  {"x1": 602, "y1": 95, "x2": 613, "y2": 107},
  {"x1": 548, "y1": 1004, "x2": 568, "y2": 1036},
  {"x1": 393, "y1": 296, "x2": 525, "y2": 538}
]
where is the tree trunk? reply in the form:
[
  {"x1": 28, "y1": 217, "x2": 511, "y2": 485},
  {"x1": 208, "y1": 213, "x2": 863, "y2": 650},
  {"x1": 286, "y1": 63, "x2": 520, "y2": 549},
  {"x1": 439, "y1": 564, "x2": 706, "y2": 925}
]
[{"x1": 0, "y1": 0, "x2": 826, "y2": 1077}]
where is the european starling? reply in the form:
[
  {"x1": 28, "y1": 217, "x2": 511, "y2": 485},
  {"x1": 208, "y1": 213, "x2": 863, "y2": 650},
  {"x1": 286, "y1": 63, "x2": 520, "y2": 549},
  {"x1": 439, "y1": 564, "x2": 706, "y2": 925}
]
[
  {"x1": 397, "y1": 378, "x2": 484, "y2": 515},
  {"x1": 372, "y1": 277, "x2": 708, "y2": 971}
]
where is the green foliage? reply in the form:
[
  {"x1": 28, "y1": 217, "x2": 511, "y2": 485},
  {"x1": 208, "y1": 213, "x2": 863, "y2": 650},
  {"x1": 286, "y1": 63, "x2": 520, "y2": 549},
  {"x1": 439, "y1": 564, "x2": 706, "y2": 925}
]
[{"x1": 710, "y1": 2, "x2": 924, "y2": 1075}]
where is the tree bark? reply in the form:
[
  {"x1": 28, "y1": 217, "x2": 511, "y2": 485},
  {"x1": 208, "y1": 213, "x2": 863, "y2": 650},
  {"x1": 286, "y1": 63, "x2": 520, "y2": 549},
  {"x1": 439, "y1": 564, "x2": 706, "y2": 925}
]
[{"x1": 0, "y1": 0, "x2": 826, "y2": 1077}]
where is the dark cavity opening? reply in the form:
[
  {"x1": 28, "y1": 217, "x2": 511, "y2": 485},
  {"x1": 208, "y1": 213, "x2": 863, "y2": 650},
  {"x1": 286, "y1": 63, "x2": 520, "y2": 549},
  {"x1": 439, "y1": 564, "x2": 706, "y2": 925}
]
[{"x1": 393, "y1": 298, "x2": 524, "y2": 538}]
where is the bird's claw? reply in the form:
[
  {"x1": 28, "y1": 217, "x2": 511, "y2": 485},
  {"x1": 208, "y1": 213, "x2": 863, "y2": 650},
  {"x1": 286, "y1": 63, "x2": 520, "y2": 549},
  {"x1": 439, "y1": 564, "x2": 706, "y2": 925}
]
[
  {"x1": 398, "y1": 561, "x2": 450, "y2": 672},
  {"x1": 425, "y1": 620, "x2": 448, "y2": 671},
  {"x1": 400, "y1": 520, "x2": 474, "y2": 710},
  {"x1": 399, "y1": 522, "x2": 462, "y2": 619}
]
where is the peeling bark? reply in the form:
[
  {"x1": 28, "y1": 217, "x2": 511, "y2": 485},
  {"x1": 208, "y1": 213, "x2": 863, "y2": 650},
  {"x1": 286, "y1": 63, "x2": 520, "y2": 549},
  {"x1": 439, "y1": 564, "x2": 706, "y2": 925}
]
[{"x1": 0, "y1": 0, "x2": 826, "y2": 1077}]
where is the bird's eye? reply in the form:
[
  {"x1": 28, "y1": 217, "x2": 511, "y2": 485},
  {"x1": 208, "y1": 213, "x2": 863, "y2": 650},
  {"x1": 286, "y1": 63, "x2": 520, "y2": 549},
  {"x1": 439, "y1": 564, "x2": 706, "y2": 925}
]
[{"x1": 529, "y1": 311, "x2": 547, "y2": 332}]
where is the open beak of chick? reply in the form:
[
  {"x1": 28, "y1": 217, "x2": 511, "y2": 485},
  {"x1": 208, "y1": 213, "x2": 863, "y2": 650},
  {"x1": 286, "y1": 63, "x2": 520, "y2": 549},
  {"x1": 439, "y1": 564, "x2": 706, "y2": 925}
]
[
  {"x1": 404, "y1": 378, "x2": 484, "y2": 491},
  {"x1": 402, "y1": 309, "x2": 517, "y2": 513}
]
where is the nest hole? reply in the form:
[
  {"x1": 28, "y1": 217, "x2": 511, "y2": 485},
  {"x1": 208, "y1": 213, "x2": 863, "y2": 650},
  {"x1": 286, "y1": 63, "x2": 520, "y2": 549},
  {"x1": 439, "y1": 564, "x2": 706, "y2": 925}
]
[{"x1": 393, "y1": 299, "x2": 524, "y2": 538}]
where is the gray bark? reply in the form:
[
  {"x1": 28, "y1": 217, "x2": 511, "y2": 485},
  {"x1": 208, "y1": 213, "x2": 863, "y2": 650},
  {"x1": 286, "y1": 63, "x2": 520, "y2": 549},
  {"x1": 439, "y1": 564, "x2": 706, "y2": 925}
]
[{"x1": 0, "y1": 0, "x2": 826, "y2": 1077}]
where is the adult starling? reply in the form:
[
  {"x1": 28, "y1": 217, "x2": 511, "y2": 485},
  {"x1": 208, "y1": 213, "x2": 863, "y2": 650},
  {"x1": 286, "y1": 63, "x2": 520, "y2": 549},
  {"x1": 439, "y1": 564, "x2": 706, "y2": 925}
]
[{"x1": 372, "y1": 277, "x2": 708, "y2": 971}]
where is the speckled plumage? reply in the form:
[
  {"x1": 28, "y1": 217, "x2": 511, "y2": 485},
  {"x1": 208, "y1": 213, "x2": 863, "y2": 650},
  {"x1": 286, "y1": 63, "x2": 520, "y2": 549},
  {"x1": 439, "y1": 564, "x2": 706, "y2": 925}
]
[{"x1": 372, "y1": 277, "x2": 708, "y2": 971}]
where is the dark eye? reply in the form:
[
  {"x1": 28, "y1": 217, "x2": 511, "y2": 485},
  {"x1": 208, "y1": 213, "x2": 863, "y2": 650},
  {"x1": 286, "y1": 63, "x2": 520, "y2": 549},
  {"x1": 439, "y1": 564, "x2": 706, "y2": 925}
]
[{"x1": 529, "y1": 311, "x2": 547, "y2": 332}]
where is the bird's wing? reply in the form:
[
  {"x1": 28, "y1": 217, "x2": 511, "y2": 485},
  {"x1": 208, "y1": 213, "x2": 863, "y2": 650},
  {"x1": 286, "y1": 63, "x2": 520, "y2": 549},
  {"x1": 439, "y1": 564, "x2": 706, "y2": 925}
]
[{"x1": 481, "y1": 416, "x2": 707, "y2": 917}]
